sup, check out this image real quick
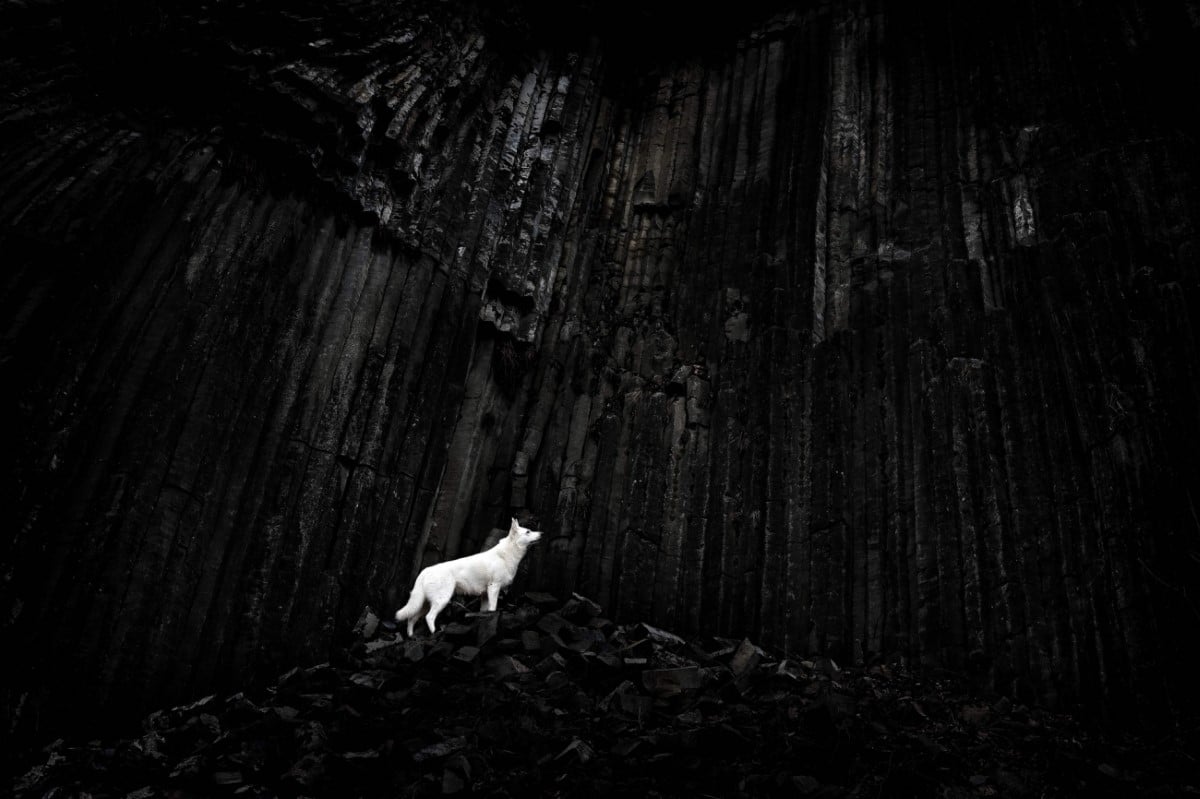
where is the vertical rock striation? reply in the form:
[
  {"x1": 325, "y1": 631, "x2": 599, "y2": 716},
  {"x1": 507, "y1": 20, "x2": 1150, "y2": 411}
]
[{"x1": 3, "y1": 0, "x2": 1198, "y2": 731}]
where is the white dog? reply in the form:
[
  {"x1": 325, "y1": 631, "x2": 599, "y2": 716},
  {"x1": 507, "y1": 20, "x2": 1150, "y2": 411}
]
[{"x1": 394, "y1": 517, "x2": 542, "y2": 636}]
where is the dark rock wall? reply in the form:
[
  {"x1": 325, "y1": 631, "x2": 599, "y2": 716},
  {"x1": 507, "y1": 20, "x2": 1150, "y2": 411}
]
[{"x1": 3, "y1": 0, "x2": 1199, "y2": 729}]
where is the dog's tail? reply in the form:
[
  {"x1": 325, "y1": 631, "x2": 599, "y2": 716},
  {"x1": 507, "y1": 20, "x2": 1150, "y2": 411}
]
[{"x1": 394, "y1": 578, "x2": 426, "y2": 625}]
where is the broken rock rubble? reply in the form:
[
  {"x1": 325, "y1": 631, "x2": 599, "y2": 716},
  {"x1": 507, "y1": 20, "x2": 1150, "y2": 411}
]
[{"x1": 15, "y1": 592, "x2": 1198, "y2": 798}]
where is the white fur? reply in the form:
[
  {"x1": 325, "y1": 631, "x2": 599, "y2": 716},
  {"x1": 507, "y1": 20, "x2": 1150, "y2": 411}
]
[{"x1": 394, "y1": 517, "x2": 542, "y2": 636}]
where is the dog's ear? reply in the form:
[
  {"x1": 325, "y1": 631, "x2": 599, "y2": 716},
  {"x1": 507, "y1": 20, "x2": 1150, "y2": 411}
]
[{"x1": 509, "y1": 516, "x2": 520, "y2": 534}]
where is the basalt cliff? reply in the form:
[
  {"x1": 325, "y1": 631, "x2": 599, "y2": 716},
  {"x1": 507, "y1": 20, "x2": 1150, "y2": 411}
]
[{"x1": 3, "y1": 0, "x2": 1199, "y2": 736}]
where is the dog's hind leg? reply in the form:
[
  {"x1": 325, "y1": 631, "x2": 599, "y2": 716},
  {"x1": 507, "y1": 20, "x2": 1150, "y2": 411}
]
[
  {"x1": 425, "y1": 599, "x2": 449, "y2": 634},
  {"x1": 424, "y1": 579, "x2": 454, "y2": 635},
  {"x1": 485, "y1": 582, "x2": 500, "y2": 612}
]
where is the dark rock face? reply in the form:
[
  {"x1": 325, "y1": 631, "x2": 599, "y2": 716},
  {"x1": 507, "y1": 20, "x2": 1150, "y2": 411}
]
[{"x1": 3, "y1": 0, "x2": 1199, "y2": 733}]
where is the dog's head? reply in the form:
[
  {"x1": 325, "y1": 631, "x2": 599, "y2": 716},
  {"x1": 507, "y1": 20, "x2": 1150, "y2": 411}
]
[{"x1": 508, "y1": 517, "x2": 543, "y2": 546}]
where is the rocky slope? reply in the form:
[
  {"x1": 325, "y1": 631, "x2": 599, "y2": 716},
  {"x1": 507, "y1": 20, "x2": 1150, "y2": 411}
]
[{"x1": 14, "y1": 593, "x2": 1199, "y2": 797}]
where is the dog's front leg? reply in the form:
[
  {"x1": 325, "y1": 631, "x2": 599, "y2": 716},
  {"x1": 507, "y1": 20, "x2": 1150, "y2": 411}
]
[{"x1": 485, "y1": 582, "x2": 501, "y2": 612}]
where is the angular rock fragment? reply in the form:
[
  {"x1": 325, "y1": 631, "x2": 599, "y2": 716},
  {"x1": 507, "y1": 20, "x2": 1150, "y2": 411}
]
[
  {"x1": 413, "y1": 737, "x2": 466, "y2": 763},
  {"x1": 641, "y1": 667, "x2": 704, "y2": 699},
  {"x1": 610, "y1": 737, "x2": 643, "y2": 757},
  {"x1": 588, "y1": 617, "x2": 616, "y2": 634},
  {"x1": 792, "y1": 775, "x2": 821, "y2": 795},
  {"x1": 555, "y1": 738, "x2": 595, "y2": 764},
  {"x1": 349, "y1": 670, "x2": 398, "y2": 690},
  {"x1": 403, "y1": 640, "x2": 427, "y2": 662},
  {"x1": 170, "y1": 754, "x2": 205, "y2": 780},
  {"x1": 282, "y1": 752, "x2": 326, "y2": 787},
  {"x1": 536, "y1": 613, "x2": 569, "y2": 636},
  {"x1": 452, "y1": 645, "x2": 481, "y2": 663},
  {"x1": 428, "y1": 641, "x2": 455, "y2": 660},
  {"x1": 566, "y1": 593, "x2": 603, "y2": 619},
  {"x1": 366, "y1": 633, "x2": 403, "y2": 653},
  {"x1": 729, "y1": 639, "x2": 763, "y2": 677},
  {"x1": 524, "y1": 592, "x2": 559, "y2": 606},
  {"x1": 544, "y1": 670, "x2": 571, "y2": 690},
  {"x1": 535, "y1": 652, "x2": 567, "y2": 675},
  {"x1": 633, "y1": 623, "x2": 687, "y2": 648},
  {"x1": 484, "y1": 655, "x2": 530, "y2": 679},
  {"x1": 441, "y1": 622, "x2": 474, "y2": 639},
  {"x1": 353, "y1": 607, "x2": 380, "y2": 640},
  {"x1": 441, "y1": 753, "x2": 471, "y2": 794}
]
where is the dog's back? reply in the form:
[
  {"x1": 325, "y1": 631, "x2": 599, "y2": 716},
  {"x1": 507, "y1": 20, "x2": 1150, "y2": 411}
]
[{"x1": 422, "y1": 550, "x2": 495, "y2": 597}]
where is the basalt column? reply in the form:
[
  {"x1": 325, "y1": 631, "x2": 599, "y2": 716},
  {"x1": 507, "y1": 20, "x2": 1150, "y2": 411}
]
[{"x1": 3, "y1": 0, "x2": 1199, "y2": 732}]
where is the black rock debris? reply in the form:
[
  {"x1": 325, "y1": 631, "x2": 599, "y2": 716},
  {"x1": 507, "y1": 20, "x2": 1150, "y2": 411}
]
[{"x1": 14, "y1": 593, "x2": 1199, "y2": 798}]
